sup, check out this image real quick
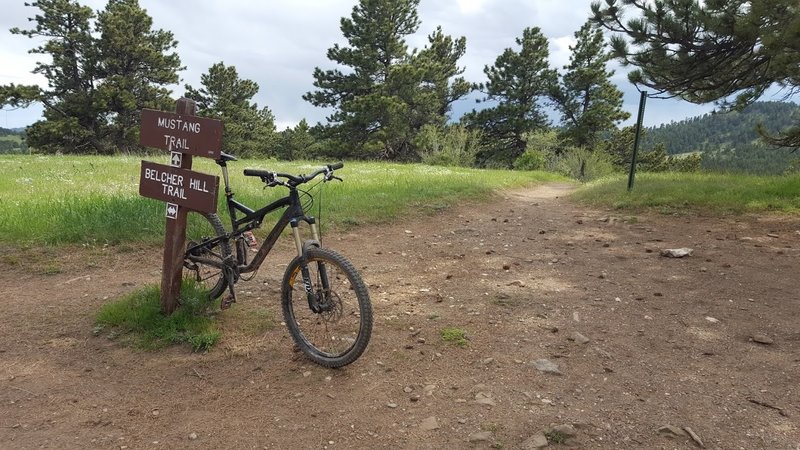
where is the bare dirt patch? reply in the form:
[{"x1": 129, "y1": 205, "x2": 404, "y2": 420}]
[{"x1": 1, "y1": 183, "x2": 799, "y2": 449}]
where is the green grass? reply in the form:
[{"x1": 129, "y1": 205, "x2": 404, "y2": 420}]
[
  {"x1": 571, "y1": 172, "x2": 800, "y2": 214},
  {"x1": 95, "y1": 279, "x2": 220, "y2": 351},
  {"x1": 0, "y1": 155, "x2": 564, "y2": 245},
  {"x1": 545, "y1": 430, "x2": 568, "y2": 444},
  {"x1": 440, "y1": 327, "x2": 468, "y2": 346}
]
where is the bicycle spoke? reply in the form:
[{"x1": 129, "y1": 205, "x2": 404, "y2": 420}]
[{"x1": 283, "y1": 249, "x2": 370, "y2": 365}]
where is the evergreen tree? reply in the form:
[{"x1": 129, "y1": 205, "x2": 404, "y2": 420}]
[
  {"x1": 275, "y1": 119, "x2": 320, "y2": 160},
  {"x1": 597, "y1": 126, "x2": 701, "y2": 172},
  {"x1": 551, "y1": 21, "x2": 630, "y2": 148},
  {"x1": 592, "y1": 0, "x2": 800, "y2": 149},
  {"x1": 304, "y1": 0, "x2": 420, "y2": 159},
  {"x1": 2, "y1": 0, "x2": 102, "y2": 153},
  {"x1": 304, "y1": 0, "x2": 468, "y2": 160},
  {"x1": 185, "y1": 62, "x2": 276, "y2": 158},
  {"x1": 413, "y1": 26, "x2": 471, "y2": 120},
  {"x1": 462, "y1": 27, "x2": 557, "y2": 167},
  {"x1": 0, "y1": 0, "x2": 182, "y2": 153},
  {"x1": 96, "y1": 0, "x2": 182, "y2": 153}
]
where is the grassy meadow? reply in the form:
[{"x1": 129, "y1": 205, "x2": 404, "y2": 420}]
[
  {"x1": 3, "y1": 155, "x2": 800, "y2": 248},
  {"x1": 572, "y1": 172, "x2": 800, "y2": 214},
  {"x1": 0, "y1": 155, "x2": 564, "y2": 246}
]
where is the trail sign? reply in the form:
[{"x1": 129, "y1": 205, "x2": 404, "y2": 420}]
[
  {"x1": 138, "y1": 98, "x2": 223, "y2": 315},
  {"x1": 139, "y1": 161, "x2": 219, "y2": 214},
  {"x1": 140, "y1": 108, "x2": 223, "y2": 159}
]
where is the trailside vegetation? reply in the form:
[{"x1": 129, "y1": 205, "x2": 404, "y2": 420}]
[
  {"x1": 461, "y1": 27, "x2": 556, "y2": 168},
  {"x1": 184, "y1": 62, "x2": 276, "y2": 158},
  {"x1": 303, "y1": 0, "x2": 469, "y2": 161},
  {"x1": 1, "y1": 0, "x2": 182, "y2": 154},
  {"x1": 591, "y1": 0, "x2": 800, "y2": 149},
  {"x1": 1, "y1": 0, "x2": 795, "y2": 178},
  {"x1": 0, "y1": 156, "x2": 563, "y2": 245}
]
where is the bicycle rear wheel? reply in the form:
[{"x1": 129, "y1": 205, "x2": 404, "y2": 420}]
[
  {"x1": 281, "y1": 247, "x2": 372, "y2": 368},
  {"x1": 184, "y1": 212, "x2": 231, "y2": 300}
]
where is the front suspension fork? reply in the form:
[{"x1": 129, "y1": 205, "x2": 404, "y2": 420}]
[{"x1": 291, "y1": 219, "x2": 331, "y2": 313}]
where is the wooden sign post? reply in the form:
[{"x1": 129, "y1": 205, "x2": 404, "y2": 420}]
[{"x1": 138, "y1": 98, "x2": 223, "y2": 314}]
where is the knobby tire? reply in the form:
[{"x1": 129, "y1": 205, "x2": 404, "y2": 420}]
[{"x1": 281, "y1": 247, "x2": 372, "y2": 368}]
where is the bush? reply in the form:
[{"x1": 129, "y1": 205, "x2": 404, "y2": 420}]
[
  {"x1": 416, "y1": 124, "x2": 481, "y2": 167},
  {"x1": 667, "y1": 153, "x2": 702, "y2": 172},
  {"x1": 513, "y1": 149, "x2": 547, "y2": 170},
  {"x1": 547, "y1": 147, "x2": 617, "y2": 181}
]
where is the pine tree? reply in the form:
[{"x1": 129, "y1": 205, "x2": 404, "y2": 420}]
[
  {"x1": 304, "y1": 0, "x2": 419, "y2": 159},
  {"x1": 304, "y1": 0, "x2": 468, "y2": 160},
  {"x1": 551, "y1": 21, "x2": 630, "y2": 148},
  {"x1": 275, "y1": 119, "x2": 320, "y2": 160},
  {"x1": 2, "y1": 0, "x2": 102, "y2": 153},
  {"x1": 185, "y1": 62, "x2": 276, "y2": 158},
  {"x1": 592, "y1": 0, "x2": 800, "y2": 149},
  {"x1": 413, "y1": 26, "x2": 471, "y2": 120},
  {"x1": 1, "y1": 0, "x2": 183, "y2": 153},
  {"x1": 95, "y1": 0, "x2": 183, "y2": 153},
  {"x1": 462, "y1": 27, "x2": 557, "y2": 167}
]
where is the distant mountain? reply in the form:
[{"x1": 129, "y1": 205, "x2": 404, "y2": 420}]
[
  {"x1": 642, "y1": 101, "x2": 800, "y2": 174},
  {"x1": 0, "y1": 127, "x2": 27, "y2": 135}
]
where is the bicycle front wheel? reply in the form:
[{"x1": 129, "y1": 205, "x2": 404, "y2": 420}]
[
  {"x1": 281, "y1": 247, "x2": 372, "y2": 368},
  {"x1": 184, "y1": 212, "x2": 231, "y2": 300}
]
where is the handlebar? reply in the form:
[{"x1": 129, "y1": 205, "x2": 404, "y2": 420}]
[{"x1": 243, "y1": 162, "x2": 344, "y2": 187}]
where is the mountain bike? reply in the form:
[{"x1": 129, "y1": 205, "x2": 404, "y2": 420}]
[{"x1": 182, "y1": 152, "x2": 372, "y2": 368}]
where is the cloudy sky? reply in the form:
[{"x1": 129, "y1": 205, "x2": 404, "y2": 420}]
[{"x1": 0, "y1": 0, "x2": 756, "y2": 130}]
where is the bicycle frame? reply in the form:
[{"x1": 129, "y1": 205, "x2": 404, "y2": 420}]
[
  {"x1": 218, "y1": 160, "x2": 322, "y2": 275},
  {"x1": 181, "y1": 157, "x2": 370, "y2": 367}
]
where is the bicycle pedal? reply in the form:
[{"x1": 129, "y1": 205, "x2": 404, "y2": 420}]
[{"x1": 220, "y1": 294, "x2": 236, "y2": 310}]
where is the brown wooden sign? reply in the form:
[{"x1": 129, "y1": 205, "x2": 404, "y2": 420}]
[
  {"x1": 139, "y1": 160, "x2": 219, "y2": 213},
  {"x1": 140, "y1": 108, "x2": 223, "y2": 159}
]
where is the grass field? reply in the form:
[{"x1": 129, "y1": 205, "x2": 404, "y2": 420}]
[
  {"x1": 0, "y1": 155, "x2": 565, "y2": 245},
  {"x1": 5, "y1": 155, "x2": 799, "y2": 247},
  {"x1": 572, "y1": 172, "x2": 800, "y2": 214}
]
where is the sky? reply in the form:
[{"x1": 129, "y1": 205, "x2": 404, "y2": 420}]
[{"x1": 0, "y1": 0, "x2": 782, "y2": 131}]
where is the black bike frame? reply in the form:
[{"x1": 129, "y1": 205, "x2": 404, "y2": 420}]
[
  {"x1": 224, "y1": 187, "x2": 317, "y2": 274},
  {"x1": 184, "y1": 158, "x2": 333, "y2": 310}
]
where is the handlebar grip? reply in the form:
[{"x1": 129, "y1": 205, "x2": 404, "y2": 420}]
[
  {"x1": 243, "y1": 168, "x2": 272, "y2": 178},
  {"x1": 328, "y1": 162, "x2": 344, "y2": 170}
]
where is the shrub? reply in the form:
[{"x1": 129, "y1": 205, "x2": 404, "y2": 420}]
[
  {"x1": 548, "y1": 147, "x2": 617, "y2": 181},
  {"x1": 416, "y1": 124, "x2": 481, "y2": 167},
  {"x1": 513, "y1": 149, "x2": 547, "y2": 170}
]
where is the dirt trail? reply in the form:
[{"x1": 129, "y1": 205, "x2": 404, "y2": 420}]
[{"x1": 1, "y1": 183, "x2": 799, "y2": 449}]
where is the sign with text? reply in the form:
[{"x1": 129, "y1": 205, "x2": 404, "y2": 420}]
[
  {"x1": 139, "y1": 109, "x2": 223, "y2": 159},
  {"x1": 139, "y1": 160, "x2": 219, "y2": 213}
]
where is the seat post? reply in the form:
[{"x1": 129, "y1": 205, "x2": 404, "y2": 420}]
[
  {"x1": 220, "y1": 164, "x2": 232, "y2": 195},
  {"x1": 215, "y1": 152, "x2": 238, "y2": 196}
]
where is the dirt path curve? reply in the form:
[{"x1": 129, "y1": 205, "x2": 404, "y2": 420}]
[{"x1": 1, "y1": 182, "x2": 799, "y2": 449}]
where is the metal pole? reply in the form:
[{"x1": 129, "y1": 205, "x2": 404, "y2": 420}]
[{"x1": 627, "y1": 91, "x2": 647, "y2": 191}]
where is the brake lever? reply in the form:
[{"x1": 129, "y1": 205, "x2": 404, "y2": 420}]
[
  {"x1": 261, "y1": 172, "x2": 282, "y2": 188},
  {"x1": 324, "y1": 172, "x2": 343, "y2": 182}
]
